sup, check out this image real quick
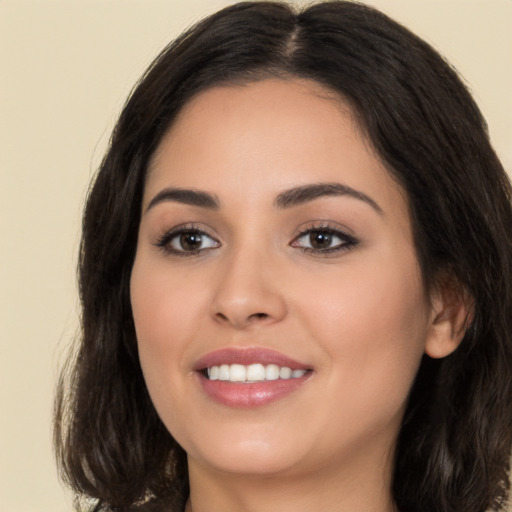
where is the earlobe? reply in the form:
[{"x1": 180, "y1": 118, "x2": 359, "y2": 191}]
[{"x1": 424, "y1": 278, "x2": 473, "y2": 359}]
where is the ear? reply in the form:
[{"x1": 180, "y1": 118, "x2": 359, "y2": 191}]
[{"x1": 425, "y1": 276, "x2": 473, "y2": 359}]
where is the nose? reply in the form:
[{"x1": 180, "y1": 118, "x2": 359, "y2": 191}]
[{"x1": 210, "y1": 248, "x2": 287, "y2": 330}]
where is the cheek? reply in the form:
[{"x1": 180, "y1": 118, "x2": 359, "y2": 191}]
[
  {"x1": 130, "y1": 256, "x2": 206, "y2": 408},
  {"x1": 295, "y1": 252, "x2": 429, "y2": 412},
  {"x1": 131, "y1": 255, "x2": 206, "y2": 350}
]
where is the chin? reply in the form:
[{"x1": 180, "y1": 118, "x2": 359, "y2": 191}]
[{"x1": 182, "y1": 424, "x2": 312, "y2": 477}]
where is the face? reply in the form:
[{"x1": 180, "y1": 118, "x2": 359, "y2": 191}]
[{"x1": 130, "y1": 79, "x2": 434, "y2": 481}]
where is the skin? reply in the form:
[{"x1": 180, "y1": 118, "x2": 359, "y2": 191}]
[{"x1": 130, "y1": 78, "x2": 464, "y2": 512}]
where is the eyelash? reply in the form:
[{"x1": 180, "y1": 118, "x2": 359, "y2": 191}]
[
  {"x1": 155, "y1": 224, "x2": 219, "y2": 257},
  {"x1": 154, "y1": 223, "x2": 358, "y2": 257},
  {"x1": 291, "y1": 224, "x2": 358, "y2": 256}
]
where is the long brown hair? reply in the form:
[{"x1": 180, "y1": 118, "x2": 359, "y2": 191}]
[{"x1": 54, "y1": 2, "x2": 512, "y2": 511}]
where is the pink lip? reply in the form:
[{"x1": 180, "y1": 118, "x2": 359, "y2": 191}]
[
  {"x1": 193, "y1": 347, "x2": 312, "y2": 408},
  {"x1": 193, "y1": 347, "x2": 309, "y2": 371}
]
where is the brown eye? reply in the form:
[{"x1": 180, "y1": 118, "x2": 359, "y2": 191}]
[
  {"x1": 157, "y1": 228, "x2": 220, "y2": 255},
  {"x1": 179, "y1": 232, "x2": 203, "y2": 251},
  {"x1": 291, "y1": 227, "x2": 357, "y2": 255},
  {"x1": 309, "y1": 231, "x2": 333, "y2": 249}
]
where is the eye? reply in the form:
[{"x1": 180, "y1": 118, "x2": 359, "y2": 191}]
[
  {"x1": 291, "y1": 227, "x2": 357, "y2": 255},
  {"x1": 156, "y1": 227, "x2": 220, "y2": 256}
]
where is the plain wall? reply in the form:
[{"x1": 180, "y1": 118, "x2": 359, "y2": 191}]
[{"x1": 1, "y1": 1, "x2": 510, "y2": 511}]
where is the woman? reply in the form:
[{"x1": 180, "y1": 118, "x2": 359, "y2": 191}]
[{"x1": 54, "y1": 2, "x2": 512, "y2": 511}]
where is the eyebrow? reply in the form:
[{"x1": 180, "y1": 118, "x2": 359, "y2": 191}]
[
  {"x1": 274, "y1": 182, "x2": 383, "y2": 214},
  {"x1": 146, "y1": 187, "x2": 220, "y2": 212},
  {"x1": 145, "y1": 182, "x2": 382, "y2": 215}
]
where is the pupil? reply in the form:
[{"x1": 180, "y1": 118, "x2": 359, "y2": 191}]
[
  {"x1": 181, "y1": 232, "x2": 202, "y2": 250},
  {"x1": 310, "y1": 231, "x2": 332, "y2": 249}
]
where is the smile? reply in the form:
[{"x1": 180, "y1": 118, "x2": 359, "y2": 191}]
[
  {"x1": 206, "y1": 363, "x2": 308, "y2": 382},
  {"x1": 195, "y1": 348, "x2": 313, "y2": 407}
]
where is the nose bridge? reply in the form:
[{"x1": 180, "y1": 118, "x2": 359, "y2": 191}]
[{"x1": 211, "y1": 236, "x2": 287, "y2": 328}]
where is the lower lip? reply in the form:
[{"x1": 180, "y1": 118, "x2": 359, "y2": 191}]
[{"x1": 198, "y1": 373, "x2": 311, "y2": 408}]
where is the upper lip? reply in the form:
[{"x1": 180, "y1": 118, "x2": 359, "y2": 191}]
[{"x1": 193, "y1": 347, "x2": 311, "y2": 371}]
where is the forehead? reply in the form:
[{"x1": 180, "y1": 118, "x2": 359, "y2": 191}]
[
  {"x1": 148, "y1": 78, "x2": 354, "y2": 179},
  {"x1": 145, "y1": 78, "x2": 407, "y2": 220}
]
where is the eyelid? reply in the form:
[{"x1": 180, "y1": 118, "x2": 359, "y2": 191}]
[
  {"x1": 153, "y1": 223, "x2": 221, "y2": 257},
  {"x1": 291, "y1": 220, "x2": 355, "y2": 239},
  {"x1": 290, "y1": 221, "x2": 359, "y2": 256}
]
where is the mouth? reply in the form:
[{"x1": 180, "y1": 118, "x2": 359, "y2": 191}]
[{"x1": 194, "y1": 348, "x2": 313, "y2": 408}]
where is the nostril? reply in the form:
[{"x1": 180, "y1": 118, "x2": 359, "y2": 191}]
[
  {"x1": 250, "y1": 312, "x2": 269, "y2": 320},
  {"x1": 213, "y1": 310, "x2": 270, "y2": 328},
  {"x1": 217, "y1": 310, "x2": 268, "y2": 319}
]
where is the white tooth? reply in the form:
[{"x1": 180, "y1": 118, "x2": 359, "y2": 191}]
[
  {"x1": 208, "y1": 366, "x2": 219, "y2": 380},
  {"x1": 219, "y1": 364, "x2": 230, "y2": 381},
  {"x1": 247, "y1": 363, "x2": 266, "y2": 381},
  {"x1": 291, "y1": 369, "x2": 306, "y2": 378},
  {"x1": 265, "y1": 364, "x2": 280, "y2": 380},
  {"x1": 229, "y1": 364, "x2": 247, "y2": 382},
  {"x1": 279, "y1": 367, "x2": 292, "y2": 379}
]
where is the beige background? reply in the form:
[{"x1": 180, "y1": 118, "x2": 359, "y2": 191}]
[{"x1": 1, "y1": 1, "x2": 510, "y2": 511}]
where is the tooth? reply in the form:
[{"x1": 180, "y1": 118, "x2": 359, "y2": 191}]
[
  {"x1": 265, "y1": 364, "x2": 280, "y2": 380},
  {"x1": 247, "y1": 363, "x2": 266, "y2": 381},
  {"x1": 230, "y1": 364, "x2": 247, "y2": 382},
  {"x1": 208, "y1": 364, "x2": 307, "y2": 382},
  {"x1": 279, "y1": 367, "x2": 292, "y2": 379},
  {"x1": 219, "y1": 364, "x2": 230, "y2": 381}
]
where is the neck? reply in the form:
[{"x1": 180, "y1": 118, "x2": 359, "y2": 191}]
[{"x1": 185, "y1": 446, "x2": 397, "y2": 512}]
